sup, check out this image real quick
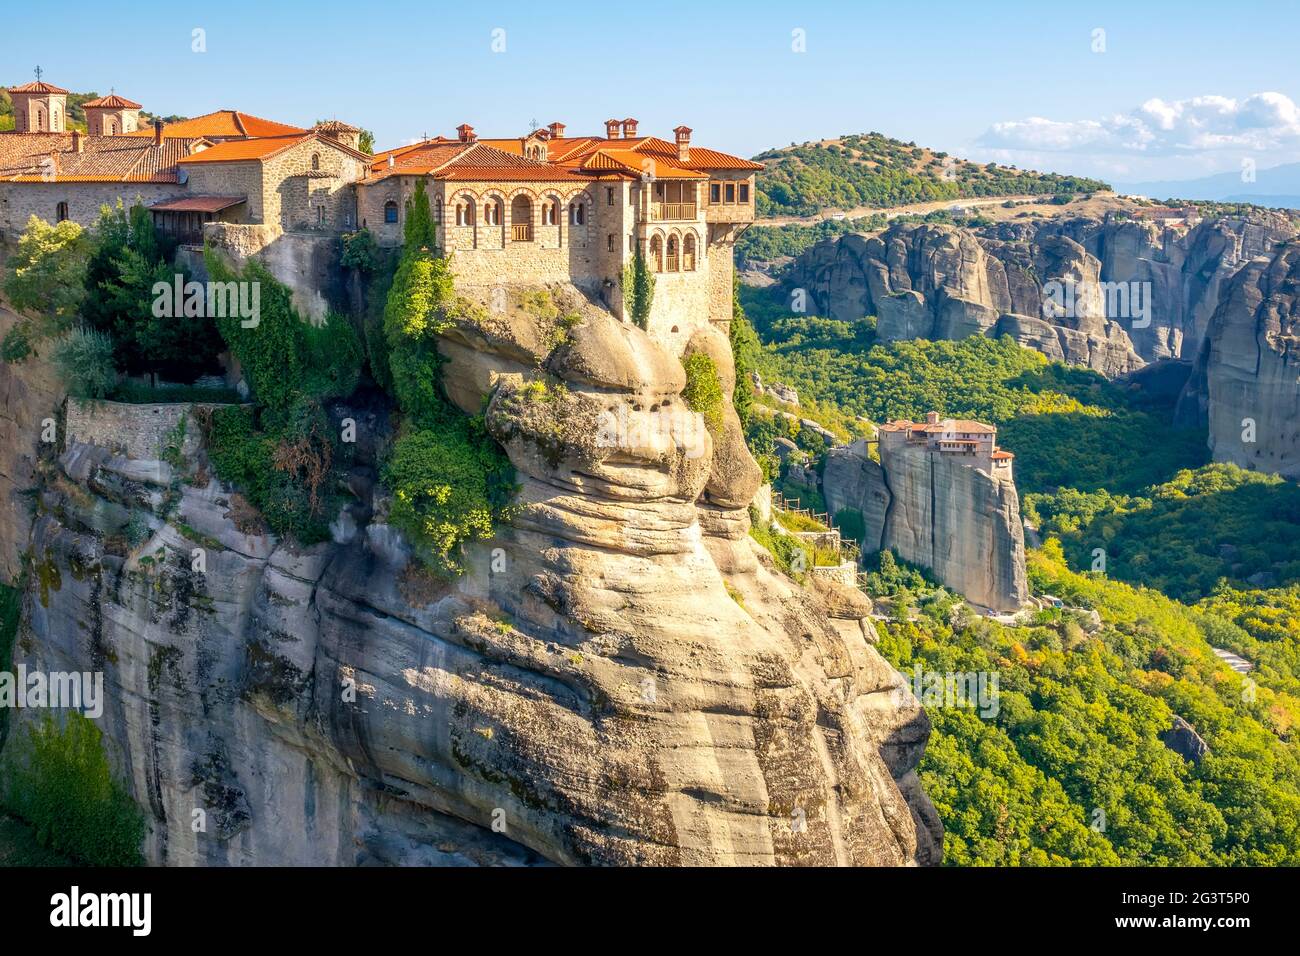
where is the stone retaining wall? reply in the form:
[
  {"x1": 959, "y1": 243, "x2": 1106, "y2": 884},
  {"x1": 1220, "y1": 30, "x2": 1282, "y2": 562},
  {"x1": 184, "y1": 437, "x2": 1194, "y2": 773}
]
[{"x1": 65, "y1": 399, "x2": 238, "y2": 462}]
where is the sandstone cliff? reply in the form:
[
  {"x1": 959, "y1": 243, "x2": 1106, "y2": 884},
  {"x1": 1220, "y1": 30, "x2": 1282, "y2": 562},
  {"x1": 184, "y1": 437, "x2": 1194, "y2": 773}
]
[
  {"x1": 2, "y1": 286, "x2": 942, "y2": 866},
  {"x1": 823, "y1": 440, "x2": 1028, "y2": 612},
  {"x1": 781, "y1": 212, "x2": 1292, "y2": 375},
  {"x1": 1177, "y1": 240, "x2": 1300, "y2": 479}
]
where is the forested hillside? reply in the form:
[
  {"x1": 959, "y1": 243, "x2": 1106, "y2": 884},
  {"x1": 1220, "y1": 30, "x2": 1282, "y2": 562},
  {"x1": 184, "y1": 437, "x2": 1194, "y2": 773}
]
[
  {"x1": 734, "y1": 283, "x2": 1300, "y2": 865},
  {"x1": 754, "y1": 132, "x2": 1109, "y2": 217}
]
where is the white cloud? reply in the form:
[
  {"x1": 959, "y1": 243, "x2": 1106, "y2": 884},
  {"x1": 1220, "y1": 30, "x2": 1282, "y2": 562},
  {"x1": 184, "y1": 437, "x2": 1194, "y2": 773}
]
[{"x1": 979, "y1": 92, "x2": 1300, "y2": 155}]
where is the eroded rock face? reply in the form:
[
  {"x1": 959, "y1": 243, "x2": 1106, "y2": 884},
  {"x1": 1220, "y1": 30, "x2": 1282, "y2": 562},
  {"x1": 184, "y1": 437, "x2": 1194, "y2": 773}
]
[
  {"x1": 823, "y1": 440, "x2": 1028, "y2": 612},
  {"x1": 1178, "y1": 241, "x2": 1300, "y2": 479},
  {"x1": 0, "y1": 305, "x2": 64, "y2": 582},
  {"x1": 9, "y1": 285, "x2": 941, "y2": 866},
  {"x1": 781, "y1": 213, "x2": 1293, "y2": 375}
]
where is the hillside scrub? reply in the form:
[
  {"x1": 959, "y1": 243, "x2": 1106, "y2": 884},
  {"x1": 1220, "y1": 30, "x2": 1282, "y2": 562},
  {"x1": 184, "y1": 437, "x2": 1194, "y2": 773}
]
[
  {"x1": 754, "y1": 132, "x2": 1108, "y2": 218},
  {"x1": 202, "y1": 252, "x2": 363, "y2": 544},
  {"x1": 379, "y1": 179, "x2": 514, "y2": 575},
  {"x1": 0, "y1": 713, "x2": 146, "y2": 867}
]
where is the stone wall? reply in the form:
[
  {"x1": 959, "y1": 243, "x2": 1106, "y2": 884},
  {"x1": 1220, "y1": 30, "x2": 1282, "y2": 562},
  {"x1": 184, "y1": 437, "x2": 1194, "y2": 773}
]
[
  {"x1": 0, "y1": 181, "x2": 187, "y2": 235},
  {"x1": 186, "y1": 137, "x2": 365, "y2": 232},
  {"x1": 65, "y1": 399, "x2": 236, "y2": 461}
]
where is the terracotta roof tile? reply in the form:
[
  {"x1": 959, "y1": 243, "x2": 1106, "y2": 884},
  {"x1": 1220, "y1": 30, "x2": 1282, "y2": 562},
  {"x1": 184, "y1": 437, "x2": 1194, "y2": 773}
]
[
  {"x1": 82, "y1": 93, "x2": 142, "y2": 110},
  {"x1": 0, "y1": 132, "x2": 204, "y2": 183},
  {"x1": 128, "y1": 110, "x2": 305, "y2": 140},
  {"x1": 9, "y1": 80, "x2": 69, "y2": 95},
  {"x1": 148, "y1": 195, "x2": 246, "y2": 213},
  {"x1": 176, "y1": 134, "x2": 309, "y2": 164}
]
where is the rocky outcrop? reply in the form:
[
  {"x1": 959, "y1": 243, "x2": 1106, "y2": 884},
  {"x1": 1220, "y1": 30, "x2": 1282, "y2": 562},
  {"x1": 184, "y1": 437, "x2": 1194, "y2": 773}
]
[
  {"x1": 781, "y1": 212, "x2": 1293, "y2": 375},
  {"x1": 1159, "y1": 716, "x2": 1210, "y2": 764},
  {"x1": 823, "y1": 440, "x2": 1028, "y2": 612},
  {"x1": 1177, "y1": 240, "x2": 1300, "y2": 479},
  {"x1": 6, "y1": 284, "x2": 941, "y2": 866},
  {"x1": 0, "y1": 305, "x2": 64, "y2": 583}
]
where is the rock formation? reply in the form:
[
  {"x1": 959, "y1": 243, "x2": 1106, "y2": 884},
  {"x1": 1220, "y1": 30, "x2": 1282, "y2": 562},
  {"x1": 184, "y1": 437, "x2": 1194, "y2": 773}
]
[
  {"x1": 822, "y1": 439, "x2": 1028, "y2": 612},
  {"x1": 781, "y1": 212, "x2": 1293, "y2": 375},
  {"x1": 2, "y1": 283, "x2": 942, "y2": 866},
  {"x1": 1177, "y1": 240, "x2": 1300, "y2": 479}
]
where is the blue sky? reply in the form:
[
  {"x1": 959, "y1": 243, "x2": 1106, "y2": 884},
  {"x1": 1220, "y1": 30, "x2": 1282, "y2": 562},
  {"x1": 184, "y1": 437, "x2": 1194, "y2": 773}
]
[{"x1": 5, "y1": 0, "x2": 1299, "y2": 183}]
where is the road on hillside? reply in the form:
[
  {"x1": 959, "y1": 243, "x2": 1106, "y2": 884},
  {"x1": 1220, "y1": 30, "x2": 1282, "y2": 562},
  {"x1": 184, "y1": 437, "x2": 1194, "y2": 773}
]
[{"x1": 755, "y1": 194, "x2": 1043, "y2": 228}]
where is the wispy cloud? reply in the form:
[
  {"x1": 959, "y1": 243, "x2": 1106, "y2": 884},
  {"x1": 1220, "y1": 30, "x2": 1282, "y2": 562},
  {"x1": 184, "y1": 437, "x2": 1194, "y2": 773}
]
[{"x1": 979, "y1": 92, "x2": 1300, "y2": 155}]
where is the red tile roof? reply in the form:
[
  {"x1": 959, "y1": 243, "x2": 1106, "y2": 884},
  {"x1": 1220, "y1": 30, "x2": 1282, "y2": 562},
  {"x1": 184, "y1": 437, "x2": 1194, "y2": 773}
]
[
  {"x1": 148, "y1": 195, "x2": 246, "y2": 213},
  {"x1": 879, "y1": 418, "x2": 997, "y2": 435},
  {"x1": 0, "y1": 132, "x2": 205, "y2": 183},
  {"x1": 9, "y1": 81, "x2": 69, "y2": 95},
  {"x1": 176, "y1": 134, "x2": 309, "y2": 164},
  {"x1": 367, "y1": 126, "x2": 762, "y2": 185},
  {"x1": 82, "y1": 93, "x2": 142, "y2": 110},
  {"x1": 177, "y1": 130, "x2": 369, "y2": 166},
  {"x1": 128, "y1": 110, "x2": 305, "y2": 140}
]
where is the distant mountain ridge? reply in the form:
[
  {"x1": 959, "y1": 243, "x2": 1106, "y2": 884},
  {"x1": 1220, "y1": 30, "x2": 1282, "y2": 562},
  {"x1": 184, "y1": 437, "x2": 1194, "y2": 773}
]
[
  {"x1": 753, "y1": 132, "x2": 1109, "y2": 218},
  {"x1": 1117, "y1": 161, "x2": 1300, "y2": 209}
]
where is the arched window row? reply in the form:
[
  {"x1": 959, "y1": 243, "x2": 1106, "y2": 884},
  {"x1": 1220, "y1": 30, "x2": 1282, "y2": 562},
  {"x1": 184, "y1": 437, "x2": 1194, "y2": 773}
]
[{"x1": 647, "y1": 231, "x2": 699, "y2": 272}]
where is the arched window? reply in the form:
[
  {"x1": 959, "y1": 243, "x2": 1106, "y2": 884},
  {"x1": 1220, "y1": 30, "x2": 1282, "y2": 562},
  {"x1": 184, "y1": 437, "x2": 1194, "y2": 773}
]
[
  {"x1": 56, "y1": 201, "x2": 69, "y2": 222},
  {"x1": 649, "y1": 235, "x2": 664, "y2": 272},
  {"x1": 384, "y1": 200, "x2": 398, "y2": 224},
  {"x1": 510, "y1": 194, "x2": 533, "y2": 240},
  {"x1": 569, "y1": 202, "x2": 585, "y2": 226},
  {"x1": 35, "y1": 106, "x2": 46, "y2": 131},
  {"x1": 683, "y1": 233, "x2": 697, "y2": 271},
  {"x1": 311, "y1": 153, "x2": 321, "y2": 171},
  {"x1": 484, "y1": 200, "x2": 502, "y2": 226},
  {"x1": 106, "y1": 118, "x2": 117, "y2": 136},
  {"x1": 456, "y1": 197, "x2": 476, "y2": 226},
  {"x1": 666, "y1": 235, "x2": 680, "y2": 271},
  {"x1": 52, "y1": 108, "x2": 60, "y2": 130},
  {"x1": 542, "y1": 199, "x2": 558, "y2": 225},
  {"x1": 435, "y1": 197, "x2": 443, "y2": 224}
]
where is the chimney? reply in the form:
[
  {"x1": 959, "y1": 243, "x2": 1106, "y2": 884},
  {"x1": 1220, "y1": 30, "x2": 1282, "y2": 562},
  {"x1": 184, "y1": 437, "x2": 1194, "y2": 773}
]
[
  {"x1": 547, "y1": 121, "x2": 566, "y2": 139},
  {"x1": 457, "y1": 123, "x2": 476, "y2": 143},
  {"x1": 674, "y1": 125, "x2": 692, "y2": 162},
  {"x1": 605, "y1": 118, "x2": 621, "y2": 139},
  {"x1": 153, "y1": 120, "x2": 165, "y2": 146},
  {"x1": 71, "y1": 129, "x2": 83, "y2": 153},
  {"x1": 622, "y1": 117, "x2": 638, "y2": 138},
  {"x1": 925, "y1": 411, "x2": 940, "y2": 425}
]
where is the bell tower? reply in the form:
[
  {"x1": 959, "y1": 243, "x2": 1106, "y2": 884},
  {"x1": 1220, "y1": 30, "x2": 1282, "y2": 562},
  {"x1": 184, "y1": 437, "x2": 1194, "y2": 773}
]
[
  {"x1": 83, "y1": 91, "x2": 143, "y2": 136},
  {"x1": 9, "y1": 69, "x2": 69, "y2": 133}
]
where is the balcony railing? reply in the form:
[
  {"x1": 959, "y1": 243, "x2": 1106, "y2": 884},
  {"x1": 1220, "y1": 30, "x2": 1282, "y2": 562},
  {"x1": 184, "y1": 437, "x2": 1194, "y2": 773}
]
[
  {"x1": 665, "y1": 255, "x2": 679, "y2": 272},
  {"x1": 651, "y1": 202, "x2": 697, "y2": 221},
  {"x1": 510, "y1": 224, "x2": 533, "y2": 241}
]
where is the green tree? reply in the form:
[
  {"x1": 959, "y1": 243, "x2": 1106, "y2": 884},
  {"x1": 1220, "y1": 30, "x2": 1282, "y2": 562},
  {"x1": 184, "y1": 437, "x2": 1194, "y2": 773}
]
[
  {"x1": 1, "y1": 217, "x2": 89, "y2": 340},
  {"x1": 52, "y1": 327, "x2": 117, "y2": 399},
  {"x1": 622, "y1": 247, "x2": 655, "y2": 330}
]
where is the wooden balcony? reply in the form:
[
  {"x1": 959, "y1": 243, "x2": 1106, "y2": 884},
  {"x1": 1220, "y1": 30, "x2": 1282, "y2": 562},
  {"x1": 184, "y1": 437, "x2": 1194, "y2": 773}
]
[
  {"x1": 665, "y1": 255, "x2": 679, "y2": 272},
  {"x1": 651, "y1": 202, "x2": 697, "y2": 221},
  {"x1": 510, "y1": 224, "x2": 533, "y2": 242}
]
